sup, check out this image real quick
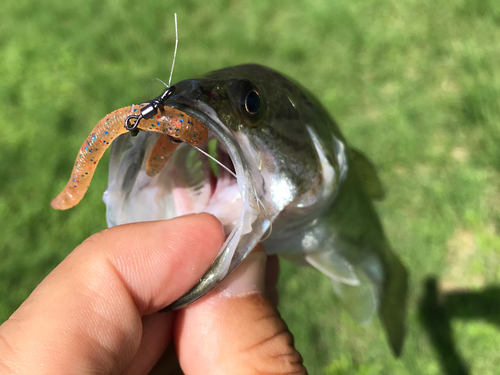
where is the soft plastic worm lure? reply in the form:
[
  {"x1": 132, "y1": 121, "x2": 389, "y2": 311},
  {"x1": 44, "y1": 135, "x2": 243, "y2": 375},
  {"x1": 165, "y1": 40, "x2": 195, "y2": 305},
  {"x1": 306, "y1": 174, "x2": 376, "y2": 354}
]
[{"x1": 51, "y1": 90, "x2": 208, "y2": 210}]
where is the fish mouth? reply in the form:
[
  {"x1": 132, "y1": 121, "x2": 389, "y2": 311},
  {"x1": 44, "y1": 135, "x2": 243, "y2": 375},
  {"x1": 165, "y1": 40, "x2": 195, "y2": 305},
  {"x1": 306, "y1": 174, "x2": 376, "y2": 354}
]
[{"x1": 104, "y1": 98, "x2": 270, "y2": 310}]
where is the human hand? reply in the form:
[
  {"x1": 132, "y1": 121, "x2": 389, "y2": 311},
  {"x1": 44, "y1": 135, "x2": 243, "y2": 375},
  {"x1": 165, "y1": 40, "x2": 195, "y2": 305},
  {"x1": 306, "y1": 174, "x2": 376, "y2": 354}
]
[{"x1": 0, "y1": 213, "x2": 306, "y2": 374}]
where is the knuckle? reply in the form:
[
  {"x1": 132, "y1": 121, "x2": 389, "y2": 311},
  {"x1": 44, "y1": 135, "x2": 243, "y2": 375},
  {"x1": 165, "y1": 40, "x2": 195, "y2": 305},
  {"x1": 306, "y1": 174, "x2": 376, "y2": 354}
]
[{"x1": 243, "y1": 312, "x2": 307, "y2": 375}]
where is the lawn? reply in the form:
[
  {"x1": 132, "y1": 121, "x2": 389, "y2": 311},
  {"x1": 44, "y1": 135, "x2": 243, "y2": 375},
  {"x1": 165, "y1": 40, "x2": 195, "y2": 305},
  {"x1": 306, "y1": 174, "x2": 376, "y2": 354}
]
[{"x1": 1, "y1": 0, "x2": 500, "y2": 373}]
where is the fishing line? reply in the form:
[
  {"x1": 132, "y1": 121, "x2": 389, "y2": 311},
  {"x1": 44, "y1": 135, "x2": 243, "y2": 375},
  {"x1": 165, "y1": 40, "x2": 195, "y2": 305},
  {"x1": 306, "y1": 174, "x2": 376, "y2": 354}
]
[
  {"x1": 161, "y1": 15, "x2": 272, "y2": 241},
  {"x1": 253, "y1": 185, "x2": 273, "y2": 240},
  {"x1": 151, "y1": 14, "x2": 178, "y2": 92},
  {"x1": 192, "y1": 145, "x2": 237, "y2": 179},
  {"x1": 193, "y1": 145, "x2": 273, "y2": 240},
  {"x1": 168, "y1": 13, "x2": 179, "y2": 87},
  {"x1": 154, "y1": 78, "x2": 169, "y2": 88}
]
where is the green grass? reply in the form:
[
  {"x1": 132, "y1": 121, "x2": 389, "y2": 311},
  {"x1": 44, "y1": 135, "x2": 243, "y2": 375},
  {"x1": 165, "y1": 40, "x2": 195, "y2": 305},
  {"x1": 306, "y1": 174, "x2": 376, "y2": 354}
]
[{"x1": 1, "y1": 0, "x2": 500, "y2": 373}]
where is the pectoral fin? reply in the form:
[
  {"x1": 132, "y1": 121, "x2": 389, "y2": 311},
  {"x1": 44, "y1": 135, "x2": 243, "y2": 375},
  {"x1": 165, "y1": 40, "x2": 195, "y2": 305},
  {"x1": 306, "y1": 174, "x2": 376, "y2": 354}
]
[
  {"x1": 350, "y1": 148, "x2": 385, "y2": 200},
  {"x1": 330, "y1": 270, "x2": 378, "y2": 325},
  {"x1": 305, "y1": 248, "x2": 408, "y2": 355},
  {"x1": 305, "y1": 251, "x2": 360, "y2": 286},
  {"x1": 305, "y1": 252, "x2": 377, "y2": 324}
]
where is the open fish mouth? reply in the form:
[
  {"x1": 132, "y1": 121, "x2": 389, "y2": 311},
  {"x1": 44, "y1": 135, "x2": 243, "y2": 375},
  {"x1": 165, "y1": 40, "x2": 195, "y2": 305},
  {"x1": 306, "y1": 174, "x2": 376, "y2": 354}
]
[
  {"x1": 104, "y1": 120, "x2": 242, "y2": 236},
  {"x1": 103, "y1": 99, "x2": 270, "y2": 310}
]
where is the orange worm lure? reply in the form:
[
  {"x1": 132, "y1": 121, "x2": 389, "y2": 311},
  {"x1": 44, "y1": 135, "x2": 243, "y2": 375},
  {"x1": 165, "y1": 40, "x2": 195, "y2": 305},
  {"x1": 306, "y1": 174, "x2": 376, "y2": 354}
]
[
  {"x1": 51, "y1": 104, "x2": 208, "y2": 210},
  {"x1": 146, "y1": 134, "x2": 180, "y2": 177}
]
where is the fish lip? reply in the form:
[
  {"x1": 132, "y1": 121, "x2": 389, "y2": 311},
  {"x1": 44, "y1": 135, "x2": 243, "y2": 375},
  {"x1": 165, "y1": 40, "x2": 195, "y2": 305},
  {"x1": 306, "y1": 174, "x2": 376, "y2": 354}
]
[{"x1": 160, "y1": 99, "x2": 267, "y2": 311}]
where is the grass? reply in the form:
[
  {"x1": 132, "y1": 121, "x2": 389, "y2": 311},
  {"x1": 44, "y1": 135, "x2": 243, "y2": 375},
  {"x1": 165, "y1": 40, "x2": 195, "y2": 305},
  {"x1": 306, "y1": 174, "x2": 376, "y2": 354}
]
[{"x1": 1, "y1": 0, "x2": 500, "y2": 373}]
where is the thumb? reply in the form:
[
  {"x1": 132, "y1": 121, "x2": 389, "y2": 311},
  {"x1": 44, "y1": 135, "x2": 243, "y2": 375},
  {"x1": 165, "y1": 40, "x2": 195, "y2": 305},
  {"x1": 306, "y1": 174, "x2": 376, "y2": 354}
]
[
  {"x1": 174, "y1": 246, "x2": 307, "y2": 375},
  {"x1": 0, "y1": 213, "x2": 225, "y2": 374}
]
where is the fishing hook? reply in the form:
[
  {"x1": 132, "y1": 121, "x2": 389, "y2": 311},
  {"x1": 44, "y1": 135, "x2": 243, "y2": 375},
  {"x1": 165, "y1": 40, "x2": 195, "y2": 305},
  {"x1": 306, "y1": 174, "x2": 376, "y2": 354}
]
[{"x1": 125, "y1": 85, "x2": 176, "y2": 134}]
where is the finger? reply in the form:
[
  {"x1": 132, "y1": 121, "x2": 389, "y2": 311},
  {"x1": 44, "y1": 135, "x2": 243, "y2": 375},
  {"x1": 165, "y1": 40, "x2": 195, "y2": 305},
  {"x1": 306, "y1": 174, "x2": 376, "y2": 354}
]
[
  {"x1": 174, "y1": 245, "x2": 307, "y2": 375},
  {"x1": 0, "y1": 213, "x2": 225, "y2": 374}
]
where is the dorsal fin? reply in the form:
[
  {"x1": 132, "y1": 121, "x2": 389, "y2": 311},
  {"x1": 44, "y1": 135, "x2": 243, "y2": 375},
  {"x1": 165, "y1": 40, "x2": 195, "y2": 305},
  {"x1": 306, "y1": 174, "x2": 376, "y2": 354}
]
[{"x1": 350, "y1": 148, "x2": 385, "y2": 200}]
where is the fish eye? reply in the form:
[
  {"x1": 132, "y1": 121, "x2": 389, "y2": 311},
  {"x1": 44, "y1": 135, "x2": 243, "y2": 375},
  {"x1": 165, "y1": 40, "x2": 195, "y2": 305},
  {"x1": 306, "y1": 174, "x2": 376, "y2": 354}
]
[
  {"x1": 228, "y1": 79, "x2": 266, "y2": 127},
  {"x1": 244, "y1": 90, "x2": 260, "y2": 114}
]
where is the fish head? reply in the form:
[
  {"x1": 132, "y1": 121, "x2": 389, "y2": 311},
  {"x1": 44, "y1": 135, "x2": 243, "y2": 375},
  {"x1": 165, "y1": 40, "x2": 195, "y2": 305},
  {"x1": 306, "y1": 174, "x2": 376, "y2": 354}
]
[{"x1": 104, "y1": 64, "x2": 347, "y2": 309}]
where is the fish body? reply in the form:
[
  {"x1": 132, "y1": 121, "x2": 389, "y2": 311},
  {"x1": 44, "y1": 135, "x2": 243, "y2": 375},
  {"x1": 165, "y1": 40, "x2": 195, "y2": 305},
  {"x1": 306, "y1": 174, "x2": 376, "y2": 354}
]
[{"x1": 54, "y1": 64, "x2": 408, "y2": 354}]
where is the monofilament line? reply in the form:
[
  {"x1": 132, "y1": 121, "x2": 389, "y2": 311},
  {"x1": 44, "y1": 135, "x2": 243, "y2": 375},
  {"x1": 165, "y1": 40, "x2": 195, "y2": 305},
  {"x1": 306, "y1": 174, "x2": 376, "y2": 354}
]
[
  {"x1": 193, "y1": 146, "x2": 238, "y2": 179},
  {"x1": 168, "y1": 13, "x2": 179, "y2": 87}
]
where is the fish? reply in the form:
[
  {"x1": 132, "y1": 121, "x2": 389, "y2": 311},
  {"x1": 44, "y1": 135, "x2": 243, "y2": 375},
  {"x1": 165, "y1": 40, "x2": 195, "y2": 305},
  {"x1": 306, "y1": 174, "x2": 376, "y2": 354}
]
[{"x1": 52, "y1": 64, "x2": 408, "y2": 355}]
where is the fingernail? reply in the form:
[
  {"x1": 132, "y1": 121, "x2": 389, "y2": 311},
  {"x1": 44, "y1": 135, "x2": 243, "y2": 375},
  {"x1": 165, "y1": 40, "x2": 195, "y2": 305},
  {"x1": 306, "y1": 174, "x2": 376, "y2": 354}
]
[{"x1": 216, "y1": 251, "x2": 267, "y2": 297}]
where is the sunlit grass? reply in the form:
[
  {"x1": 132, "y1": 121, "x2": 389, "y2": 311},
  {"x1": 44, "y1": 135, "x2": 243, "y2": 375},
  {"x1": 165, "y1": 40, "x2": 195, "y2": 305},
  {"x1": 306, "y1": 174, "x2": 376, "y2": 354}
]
[{"x1": 1, "y1": 0, "x2": 500, "y2": 373}]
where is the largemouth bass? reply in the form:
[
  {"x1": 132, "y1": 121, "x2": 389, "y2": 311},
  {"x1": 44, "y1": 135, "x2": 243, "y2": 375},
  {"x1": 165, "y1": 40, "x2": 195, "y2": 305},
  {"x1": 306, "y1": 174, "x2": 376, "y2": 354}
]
[{"x1": 52, "y1": 64, "x2": 408, "y2": 355}]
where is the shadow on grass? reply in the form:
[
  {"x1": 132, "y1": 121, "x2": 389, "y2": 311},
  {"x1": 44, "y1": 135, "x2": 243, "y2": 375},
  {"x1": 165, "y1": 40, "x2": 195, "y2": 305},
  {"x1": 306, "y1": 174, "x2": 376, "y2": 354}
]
[{"x1": 419, "y1": 277, "x2": 500, "y2": 375}]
